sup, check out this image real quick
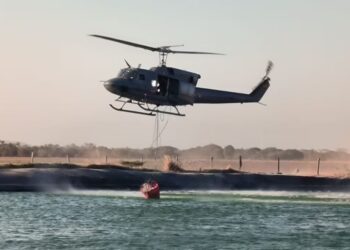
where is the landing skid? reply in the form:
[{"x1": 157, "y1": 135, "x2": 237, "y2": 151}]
[
  {"x1": 109, "y1": 104, "x2": 155, "y2": 116},
  {"x1": 109, "y1": 97, "x2": 185, "y2": 117}
]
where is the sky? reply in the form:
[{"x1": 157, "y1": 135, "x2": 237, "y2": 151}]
[{"x1": 0, "y1": 0, "x2": 349, "y2": 150}]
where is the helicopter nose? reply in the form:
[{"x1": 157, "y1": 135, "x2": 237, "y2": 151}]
[
  {"x1": 103, "y1": 80, "x2": 115, "y2": 93},
  {"x1": 104, "y1": 78, "x2": 127, "y2": 95}
]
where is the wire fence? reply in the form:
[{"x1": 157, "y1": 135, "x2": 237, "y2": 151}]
[{"x1": 0, "y1": 156, "x2": 349, "y2": 177}]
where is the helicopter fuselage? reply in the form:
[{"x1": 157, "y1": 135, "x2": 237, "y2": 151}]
[{"x1": 104, "y1": 65, "x2": 270, "y2": 107}]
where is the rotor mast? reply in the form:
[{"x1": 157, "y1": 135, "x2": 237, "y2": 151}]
[
  {"x1": 157, "y1": 44, "x2": 184, "y2": 66},
  {"x1": 159, "y1": 52, "x2": 167, "y2": 66}
]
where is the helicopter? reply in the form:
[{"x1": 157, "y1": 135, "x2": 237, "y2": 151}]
[{"x1": 90, "y1": 34, "x2": 273, "y2": 117}]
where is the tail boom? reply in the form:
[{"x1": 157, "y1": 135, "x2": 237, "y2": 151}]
[{"x1": 194, "y1": 78, "x2": 270, "y2": 104}]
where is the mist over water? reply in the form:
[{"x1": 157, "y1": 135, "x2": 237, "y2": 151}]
[{"x1": 0, "y1": 191, "x2": 349, "y2": 249}]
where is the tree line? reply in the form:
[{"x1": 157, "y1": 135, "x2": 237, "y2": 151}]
[{"x1": 0, "y1": 140, "x2": 349, "y2": 160}]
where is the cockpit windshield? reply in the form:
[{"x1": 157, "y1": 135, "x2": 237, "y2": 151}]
[{"x1": 117, "y1": 68, "x2": 137, "y2": 79}]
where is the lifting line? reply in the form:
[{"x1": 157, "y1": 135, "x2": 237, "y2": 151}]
[{"x1": 151, "y1": 108, "x2": 170, "y2": 159}]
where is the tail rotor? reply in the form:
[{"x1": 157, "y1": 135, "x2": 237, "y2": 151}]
[{"x1": 264, "y1": 61, "x2": 274, "y2": 79}]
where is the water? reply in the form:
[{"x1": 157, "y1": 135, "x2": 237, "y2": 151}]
[{"x1": 0, "y1": 190, "x2": 350, "y2": 250}]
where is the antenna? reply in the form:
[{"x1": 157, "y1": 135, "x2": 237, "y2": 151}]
[{"x1": 124, "y1": 59, "x2": 131, "y2": 68}]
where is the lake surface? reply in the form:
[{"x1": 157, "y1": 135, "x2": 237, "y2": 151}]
[{"x1": 0, "y1": 190, "x2": 349, "y2": 249}]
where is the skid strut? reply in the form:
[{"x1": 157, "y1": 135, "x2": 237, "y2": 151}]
[{"x1": 138, "y1": 104, "x2": 185, "y2": 117}]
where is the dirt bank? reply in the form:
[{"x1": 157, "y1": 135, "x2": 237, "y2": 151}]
[{"x1": 0, "y1": 164, "x2": 349, "y2": 192}]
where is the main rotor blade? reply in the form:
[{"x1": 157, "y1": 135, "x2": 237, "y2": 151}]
[
  {"x1": 90, "y1": 34, "x2": 225, "y2": 55},
  {"x1": 90, "y1": 34, "x2": 157, "y2": 52},
  {"x1": 169, "y1": 50, "x2": 225, "y2": 55}
]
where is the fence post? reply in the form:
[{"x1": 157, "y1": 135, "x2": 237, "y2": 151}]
[
  {"x1": 66, "y1": 154, "x2": 70, "y2": 164},
  {"x1": 211, "y1": 156, "x2": 214, "y2": 169},
  {"x1": 317, "y1": 158, "x2": 321, "y2": 176},
  {"x1": 239, "y1": 155, "x2": 242, "y2": 171},
  {"x1": 277, "y1": 157, "x2": 281, "y2": 174},
  {"x1": 105, "y1": 155, "x2": 108, "y2": 164},
  {"x1": 31, "y1": 152, "x2": 34, "y2": 164}
]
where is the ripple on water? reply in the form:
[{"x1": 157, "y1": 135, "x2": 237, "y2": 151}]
[{"x1": 0, "y1": 191, "x2": 349, "y2": 249}]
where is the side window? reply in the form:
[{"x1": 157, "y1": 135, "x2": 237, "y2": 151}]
[{"x1": 139, "y1": 74, "x2": 145, "y2": 80}]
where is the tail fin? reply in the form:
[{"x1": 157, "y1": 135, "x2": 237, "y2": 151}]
[
  {"x1": 249, "y1": 78, "x2": 270, "y2": 102},
  {"x1": 249, "y1": 60, "x2": 273, "y2": 102}
]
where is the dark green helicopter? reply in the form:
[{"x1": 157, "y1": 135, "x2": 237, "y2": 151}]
[{"x1": 91, "y1": 34, "x2": 273, "y2": 116}]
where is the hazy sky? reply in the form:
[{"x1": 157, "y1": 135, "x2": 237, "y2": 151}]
[{"x1": 0, "y1": 0, "x2": 349, "y2": 150}]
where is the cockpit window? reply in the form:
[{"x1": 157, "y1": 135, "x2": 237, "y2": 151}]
[
  {"x1": 117, "y1": 69, "x2": 129, "y2": 78},
  {"x1": 117, "y1": 69, "x2": 137, "y2": 80}
]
